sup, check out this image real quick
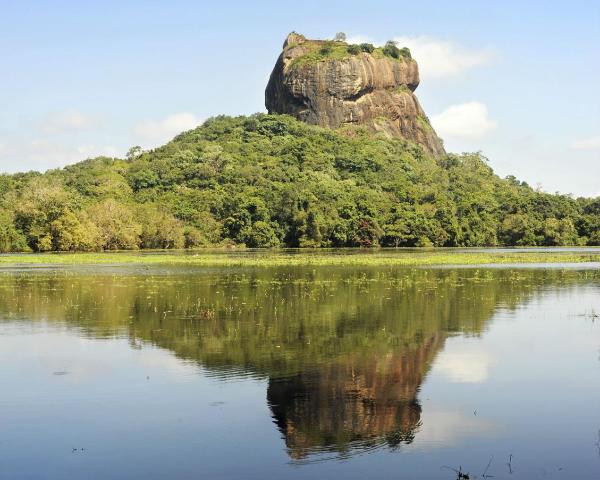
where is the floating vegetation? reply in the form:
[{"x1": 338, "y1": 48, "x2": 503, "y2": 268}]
[{"x1": 0, "y1": 249, "x2": 599, "y2": 268}]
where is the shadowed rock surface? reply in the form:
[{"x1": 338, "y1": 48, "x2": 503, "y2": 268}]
[
  {"x1": 267, "y1": 335, "x2": 443, "y2": 460},
  {"x1": 265, "y1": 33, "x2": 445, "y2": 157}
]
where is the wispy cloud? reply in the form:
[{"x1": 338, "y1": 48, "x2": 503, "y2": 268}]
[
  {"x1": 134, "y1": 112, "x2": 203, "y2": 147},
  {"x1": 571, "y1": 135, "x2": 600, "y2": 150},
  {"x1": 393, "y1": 36, "x2": 494, "y2": 78},
  {"x1": 0, "y1": 139, "x2": 118, "y2": 172},
  {"x1": 40, "y1": 109, "x2": 103, "y2": 134},
  {"x1": 431, "y1": 101, "x2": 497, "y2": 139},
  {"x1": 346, "y1": 35, "x2": 494, "y2": 79}
]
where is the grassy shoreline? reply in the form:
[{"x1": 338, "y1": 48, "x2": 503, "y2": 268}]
[{"x1": 0, "y1": 250, "x2": 599, "y2": 267}]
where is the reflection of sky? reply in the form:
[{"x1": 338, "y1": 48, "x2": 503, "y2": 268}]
[
  {"x1": 432, "y1": 343, "x2": 493, "y2": 383},
  {"x1": 414, "y1": 286, "x2": 600, "y2": 478},
  {"x1": 0, "y1": 330, "x2": 201, "y2": 384},
  {"x1": 0, "y1": 284, "x2": 599, "y2": 479},
  {"x1": 410, "y1": 409, "x2": 498, "y2": 450}
]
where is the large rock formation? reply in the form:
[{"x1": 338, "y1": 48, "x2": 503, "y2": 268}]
[
  {"x1": 267, "y1": 334, "x2": 444, "y2": 460},
  {"x1": 265, "y1": 32, "x2": 445, "y2": 157}
]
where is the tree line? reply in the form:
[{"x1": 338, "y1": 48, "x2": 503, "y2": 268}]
[{"x1": 0, "y1": 114, "x2": 597, "y2": 252}]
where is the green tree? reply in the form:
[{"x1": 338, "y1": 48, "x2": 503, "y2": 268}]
[
  {"x1": 87, "y1": 199, "x2": 142, "y2": 250},
  {"x1": 126, "y1": 146, "x2": 143, "y2": 161},
  {"x1": 13, "y1": 179, "x2": 79, "y2": 251},
  {"x1": 542, "y1": 218, "x2": 579, "y2": 246},
  {"x1": 139, "y1": 206, "x2": 185, "y2": 249},
  {"x1": 50, "y1": 210, "x2": 101, "y2": 251},
  {"x1": 360, "y1": 43, "x2": 375, "y2": 53},
  {"x1": 0, "y1": 114, "x2": 593, "y2": 251},
  {"x1": 0, "y1": 210, "x2": 28, "y2": 252},
  {"x1": 383, "y1": 40, "x2": 401, "y2": 58}
]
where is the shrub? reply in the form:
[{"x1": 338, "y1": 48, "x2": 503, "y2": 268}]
[
  {"x1": 399, "y1": 47, "x2": 412, "y2": 59},
  {"x1": 360, "y1": 43, "x2": 375, "y2": 53},
  {"x1": 347, "y1": 44, "x2": 361, "y2": 55},
  {"x1": 319, "y1": 42, "x2": 333, "y2": 55},
  {"x1": 183, "y1": 226, "x2": 206, "y2": 248},
  {"x1": 126, "y1": 146, "x2": 143, "y2": 161},
  {"x1": 244, "y1": 220, "x2": 280, "y2": 248},
  {"x1": 139, "y1": 206, "x2": 185, "y2": 249},
  {"x1": 87, "y1": 199, "x2": 142, "y2": 250},
  {"x1": 383, "y1": 41, "x2": 401, "y2": 59},
  {"x1": 0, "y1": 210, "x2": 28, "y2": 252},
  {"x1": 50, "y1": 210, "x2": 101, "y2": 251},
  {"x1": 13, "y1": 179, "x2": 78, "y2": 251}
]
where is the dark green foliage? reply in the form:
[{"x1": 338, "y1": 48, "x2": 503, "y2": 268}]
[
  {"x1": 360, "y1": 43, "x2": 375, "y2": 53},
  {"x1": 319, "y1": 42, "x2": 333, "y2": 55},
  {"x1": 577, "y1": 198, "x2": 600, "y2": 244},
  {"x1": 0, "y1": 209, "x2": 28, "y2": 252},
  {"x1": 399, "y1": 47, "x2": 412, "y2": 59},
  {"x1": 347, "y1": 44, "x2": 361, "y2": 55},
  {"x1": 383, "y1": 41, "x2": 401, "y2": 58},
  {"x1": 0, "y1": 114, "x2": 596, "y2": 250},
  {"x1": 383, "y1": 41, "x2": 411, "y2": 60},
  {"x1": 139, "y1": 204, "x2": 185, "y2": 249}
]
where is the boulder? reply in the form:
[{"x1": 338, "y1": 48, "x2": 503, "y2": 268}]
[{"x1": 265, "y1": 33, "x2": 445, "y2": 157}]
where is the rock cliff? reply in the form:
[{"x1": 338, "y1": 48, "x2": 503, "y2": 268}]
[{"x1": 265, "y1": 32, "x2": 445, "y2": 157}]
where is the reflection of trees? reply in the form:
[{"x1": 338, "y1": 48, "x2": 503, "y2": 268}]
[{"x1": 0, "y1": 267, "x2": 596, "y2": 459}]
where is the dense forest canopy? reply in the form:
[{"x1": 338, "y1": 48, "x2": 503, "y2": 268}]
[{"x1": 0, "y1": 114, "x2": 598, "y2": 252}]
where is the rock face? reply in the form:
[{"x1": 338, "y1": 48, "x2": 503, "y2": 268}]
[
  {"x1": 265, "y1": 33, "x2": 445, "y2": 157},
  {"x1": 267, "y1": 334, "x2": 444, "y2": 459}
]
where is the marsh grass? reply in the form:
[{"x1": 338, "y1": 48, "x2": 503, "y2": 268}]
[{"x1": 0, "y1": 250, "x2": 599, "y2": 267}]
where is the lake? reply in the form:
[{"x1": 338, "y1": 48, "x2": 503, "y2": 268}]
[{"x1": 1, "y1": 261, "x2": 599, "y2": 479}]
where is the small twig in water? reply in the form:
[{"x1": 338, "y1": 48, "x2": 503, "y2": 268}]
[
  {"x1": 576, "y1": 310, "x2": 599, "y2": 321},
  {"x1": 507, "y1": 454, "x2": 514, "y2": 475},
  {"x1": 441, "y1": 465, "x2": 470, "y2": 479},
  {"x1": 481, "y1": 456, "x2": 494, "y2": 478}
]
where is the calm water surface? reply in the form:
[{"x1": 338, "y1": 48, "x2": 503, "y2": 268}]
[{"x1": 0, "y1": 263, "x2": 599, "y2": 479}]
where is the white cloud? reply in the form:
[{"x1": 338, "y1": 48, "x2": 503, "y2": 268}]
[
  {"x1": 0, "y1": 139, "x2": 119, "y2": 172},
  {"x1": 393, "y1": 36, "x2": 494, "y2": 78},
  {"x1": 571, "y1": 136, "x2": 600, "y2": 150},
  {"x1": 40, "y1": 109, "x2": 102, "y2": 134},
  {"x1": 134, "y1": 112, "x2": 202, "y2": 147},
  {"x1": 346, "y1": 35, "x2": 494, "y2": 79},
  {"x1": 431, "y1": 101, "x2": 497, "y2": 139}
]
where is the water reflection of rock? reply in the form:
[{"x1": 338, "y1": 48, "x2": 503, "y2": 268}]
[
  {"x1": 267, "y1": 334, "x2": 444, "y2": 460},
  {"x1": 0, "y1": 268, "x2": 596, "y2": 461}
]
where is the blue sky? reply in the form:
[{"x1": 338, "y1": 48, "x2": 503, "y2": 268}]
[{"x1": 1, "y1": 0, "x2": 598, "y2": 196}]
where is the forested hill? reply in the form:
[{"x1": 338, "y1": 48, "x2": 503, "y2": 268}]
[{"x1": 0, "y1": 114, "x2": 598, "y2": 252}]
